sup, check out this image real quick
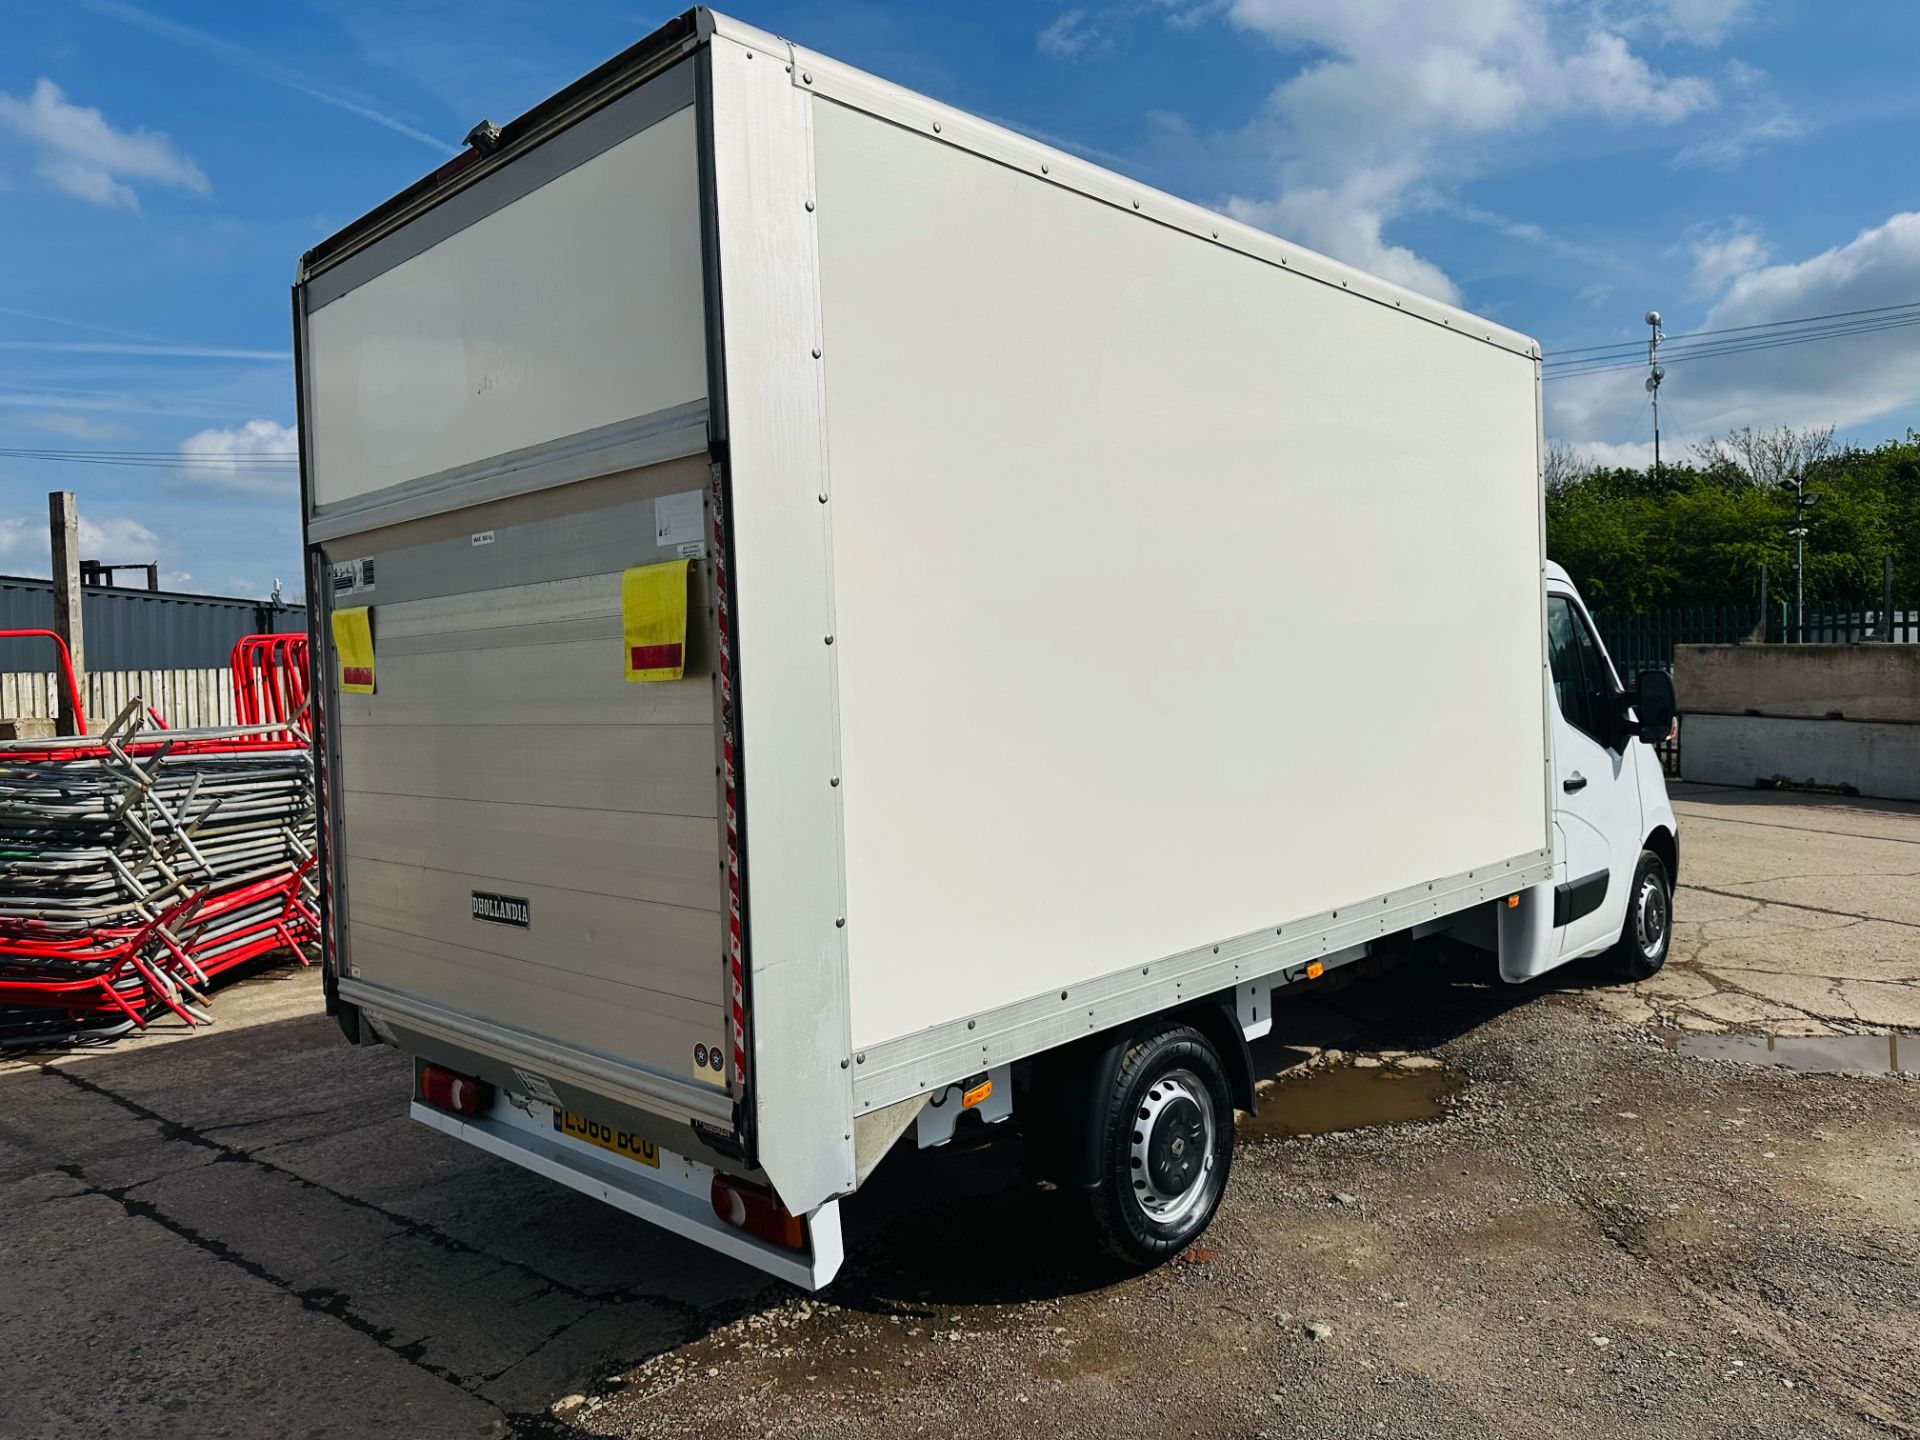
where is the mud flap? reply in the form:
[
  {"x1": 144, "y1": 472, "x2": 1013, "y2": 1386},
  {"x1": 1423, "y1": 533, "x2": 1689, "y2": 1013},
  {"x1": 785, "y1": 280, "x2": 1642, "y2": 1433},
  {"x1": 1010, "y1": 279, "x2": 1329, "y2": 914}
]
[{"x1": 1498, "y1": 880, "x2": 1559, "y2": 982}]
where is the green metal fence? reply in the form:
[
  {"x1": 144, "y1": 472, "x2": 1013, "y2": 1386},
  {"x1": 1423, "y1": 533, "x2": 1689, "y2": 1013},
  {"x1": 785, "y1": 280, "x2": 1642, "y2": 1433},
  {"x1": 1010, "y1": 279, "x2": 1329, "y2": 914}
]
[
  {"x1": 1777, "y1": 601, "x2": 1920, "y2": 646},
  {"x1": 1592, "y1": 600, "x2": 1920, "y2": 681},
  {"x1": 1591, "y1": 604, "x2": 1760, "y2": 687}
]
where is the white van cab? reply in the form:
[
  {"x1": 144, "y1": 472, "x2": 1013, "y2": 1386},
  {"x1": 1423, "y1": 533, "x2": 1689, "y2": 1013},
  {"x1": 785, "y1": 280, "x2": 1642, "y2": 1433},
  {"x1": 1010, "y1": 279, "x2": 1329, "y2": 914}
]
[{"x1": 1532, "y1": 561, "x2": 1680, "y2": 982}]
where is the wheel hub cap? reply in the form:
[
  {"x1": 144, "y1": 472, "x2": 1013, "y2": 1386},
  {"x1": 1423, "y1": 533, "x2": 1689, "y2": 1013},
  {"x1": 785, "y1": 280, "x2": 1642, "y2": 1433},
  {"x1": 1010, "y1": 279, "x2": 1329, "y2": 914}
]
[
  {"x1": 1130, "y1": 1069, "x2": 1216, "y2": 1226},
  {"x1": 1636, "y1": 876, "x2": 1666, "y2": 957}
]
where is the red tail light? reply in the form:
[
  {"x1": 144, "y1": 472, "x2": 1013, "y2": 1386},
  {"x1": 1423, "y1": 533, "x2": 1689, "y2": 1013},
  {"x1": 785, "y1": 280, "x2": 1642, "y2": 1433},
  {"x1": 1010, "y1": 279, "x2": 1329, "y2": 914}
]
[
  {"x1": 419, "y1": 1064, "x2": 488, "y2": 1116},
  {"x1": 711, "y1": 1176, "x2": 806, "y2": 1250}
]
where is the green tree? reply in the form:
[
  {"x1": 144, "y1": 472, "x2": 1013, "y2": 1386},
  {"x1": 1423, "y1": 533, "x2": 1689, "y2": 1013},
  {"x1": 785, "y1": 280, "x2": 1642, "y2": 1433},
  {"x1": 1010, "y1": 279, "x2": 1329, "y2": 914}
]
[{"x1": 1545, "y1": 428, "x2": 1920, "y2": 612}]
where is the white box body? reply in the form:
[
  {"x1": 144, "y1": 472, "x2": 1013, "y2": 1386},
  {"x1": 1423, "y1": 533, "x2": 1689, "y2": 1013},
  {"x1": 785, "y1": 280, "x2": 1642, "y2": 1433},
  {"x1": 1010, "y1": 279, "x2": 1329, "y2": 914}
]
[{"x1": 297, "y1": 10, "x2": 1551, "y2": 1228}]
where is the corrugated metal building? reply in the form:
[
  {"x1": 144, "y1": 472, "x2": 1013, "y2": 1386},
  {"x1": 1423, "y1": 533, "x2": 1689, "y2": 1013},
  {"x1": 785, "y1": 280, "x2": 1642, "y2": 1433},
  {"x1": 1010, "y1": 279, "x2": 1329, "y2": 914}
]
[{"x1": 0, "y1": 575, "x2": 306, "y2": 670}]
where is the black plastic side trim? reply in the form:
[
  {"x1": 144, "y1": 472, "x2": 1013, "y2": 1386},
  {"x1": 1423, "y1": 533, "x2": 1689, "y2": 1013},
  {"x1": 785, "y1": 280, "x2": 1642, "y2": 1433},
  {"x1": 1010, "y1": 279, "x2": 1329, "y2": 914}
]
[
  {"x1": 1553, "y1": 869, "x2": 1610, "y2": 927},
  {"x1": 1021, "y1": 1029, "x2": 1132, "y2": 1192}
]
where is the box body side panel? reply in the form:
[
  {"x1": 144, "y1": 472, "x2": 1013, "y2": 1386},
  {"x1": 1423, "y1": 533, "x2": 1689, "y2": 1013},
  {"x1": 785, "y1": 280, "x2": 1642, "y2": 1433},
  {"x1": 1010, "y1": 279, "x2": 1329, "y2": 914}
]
[{"x1": 809, "y1": 100, "x2": 1549, "y2": 1051}]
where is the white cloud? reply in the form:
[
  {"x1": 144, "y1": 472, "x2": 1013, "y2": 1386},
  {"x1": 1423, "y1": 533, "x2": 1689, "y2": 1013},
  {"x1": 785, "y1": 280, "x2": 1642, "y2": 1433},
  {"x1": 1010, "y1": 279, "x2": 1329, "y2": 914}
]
[
  {"x1": 1688, "y1": 221, "x2": 1769, "y2": 296},
  {"x1": 1155, "y1": 0, "x2": 1230, "y2": 29},
  {"x1": 1676, "y1": 107, "x2": 1800, "y2": 168},
  {"x1": 1570, "y1": 438, "x2": 1659, "y2": 469},
  {"x1": 0, "y1": 386, "x2": 242, "y2": 421},
  {"x1": 1549, "y1": 211, "x2": 1920, "y2": 446},
  {"x1": 0, "y1": 512, "x2": 160, "y2": 573},
  {"x1": 175, "y1": 419, "x2": 299, "y2": 491},
  {"x1": 1227, "y1": 171, "x2": 1461, "y2": 302},
  {"x1": 1432, "y1": 196, "x2": 1626, "y2": 270},
  {"x1": 79, "y1": 514, "x2": 161, "y2": 559},
  {"x1": 1038, "y1": 9, "x2": 1113, "y2": 60},
  {"x1": 0, "y1": 341, "x2": 287, "y2": 360},
  {"x1": 1207, "y1": 0, "x2": 1715, "y2": 302},
  {"x1": 0, "y1": 79, "x2": 208, "y2": 211},
  {"x1": 79, "y1": 0, "x2": 451, "y2": 155},
  {"x1": 1591, "y1": 0, "x2": 1753, "y2": 47},
  {"x1": 1655, "y1": 0, "x2": 1751, "y2": 46},
  {"x1": 0, "y1": 304, "x2": 155, "y2": 341},
  {"x1": 0, "y1": 516, "x2": 34, "y2": 566},
  {"x1": 1675, "y1": 60, "x2": 1801, "y2": 167},
  {"x1": 22, "y1": 410, "x2": 136, "y2": 441}
]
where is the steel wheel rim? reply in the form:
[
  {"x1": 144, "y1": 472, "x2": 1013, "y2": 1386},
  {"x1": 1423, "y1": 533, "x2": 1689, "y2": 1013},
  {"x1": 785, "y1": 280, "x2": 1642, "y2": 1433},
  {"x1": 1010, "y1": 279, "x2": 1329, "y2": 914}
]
[
  {"x1": 1129, "y1": 1067, "x2": 1216, "y2": 1226},
  {"x1": 1635, "y1": 873, "x2": 1667, "y2": 959}
]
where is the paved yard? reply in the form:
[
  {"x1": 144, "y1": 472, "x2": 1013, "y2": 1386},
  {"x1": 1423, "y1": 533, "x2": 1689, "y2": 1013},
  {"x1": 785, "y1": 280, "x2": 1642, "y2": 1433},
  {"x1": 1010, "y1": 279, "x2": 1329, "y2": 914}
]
[
  {"x1": 2, "y1": 785, "x2": 1915, "y2": 1439},
  {"x1": 1587, "y1": 781, "x2": 1920, "y2": 1035}
]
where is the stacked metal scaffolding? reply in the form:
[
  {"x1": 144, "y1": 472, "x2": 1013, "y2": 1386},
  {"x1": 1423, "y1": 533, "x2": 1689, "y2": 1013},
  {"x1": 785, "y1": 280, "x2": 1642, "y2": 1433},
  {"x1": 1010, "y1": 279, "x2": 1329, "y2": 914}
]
[{"x1": 0, "y1": 637, "x2": 317, "y2": 1045}]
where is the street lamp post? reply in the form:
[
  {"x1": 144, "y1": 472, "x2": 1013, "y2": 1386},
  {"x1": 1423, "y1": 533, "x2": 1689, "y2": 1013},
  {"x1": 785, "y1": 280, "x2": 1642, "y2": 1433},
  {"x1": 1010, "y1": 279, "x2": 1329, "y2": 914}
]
[
  {"x1": 1778, "y1": 478, "x2": 1817, "y2": 641},
  {"x1": 1792, "y1": 518, "x2": 1806, "y2": 641},
  {"x1": 1645, "y1": 310, "x2": 1664, "y2": 485}
]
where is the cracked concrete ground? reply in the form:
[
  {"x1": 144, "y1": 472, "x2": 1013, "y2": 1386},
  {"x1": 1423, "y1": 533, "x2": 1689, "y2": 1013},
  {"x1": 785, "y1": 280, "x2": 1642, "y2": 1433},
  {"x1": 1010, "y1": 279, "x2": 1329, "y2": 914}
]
[
  {"x1": 1, "y1": 784, "x2": 1915, "y2": 1439},
  {"x1": 1576, "y1": 782, "x2": 1920, "y2": 1036}
]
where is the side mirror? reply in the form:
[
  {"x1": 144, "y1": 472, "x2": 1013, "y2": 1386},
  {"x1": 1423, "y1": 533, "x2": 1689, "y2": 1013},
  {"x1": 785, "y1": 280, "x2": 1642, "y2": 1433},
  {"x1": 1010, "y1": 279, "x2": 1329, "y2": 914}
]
[{"x1": 1631, "y1": 669, "x2": 1676, "y2": 744}]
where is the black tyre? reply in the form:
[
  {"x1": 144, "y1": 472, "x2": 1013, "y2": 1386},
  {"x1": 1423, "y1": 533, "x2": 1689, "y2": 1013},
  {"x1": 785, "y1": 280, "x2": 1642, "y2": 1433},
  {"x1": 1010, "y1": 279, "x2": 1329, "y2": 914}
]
[
  {"x1": 1086, "y1": 1021, "x2": 1234, "y2": 1266},
  {"x1": 1606, "y1": 849, "x2": 1672, "y2": 981}
]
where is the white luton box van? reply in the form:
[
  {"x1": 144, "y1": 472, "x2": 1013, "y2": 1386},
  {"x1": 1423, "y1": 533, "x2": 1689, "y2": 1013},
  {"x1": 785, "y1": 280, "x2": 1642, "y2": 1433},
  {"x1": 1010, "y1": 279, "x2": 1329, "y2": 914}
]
[{"x1": 296, "y1": 9, "x2": 1679, "y2": 1288}]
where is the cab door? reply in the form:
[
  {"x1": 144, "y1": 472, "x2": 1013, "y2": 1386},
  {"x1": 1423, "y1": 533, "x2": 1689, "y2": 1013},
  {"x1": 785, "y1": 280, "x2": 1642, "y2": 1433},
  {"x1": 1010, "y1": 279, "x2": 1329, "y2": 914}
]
[{"x1": 1545, "y1": 591, "x2": 1641, "y2": 959}]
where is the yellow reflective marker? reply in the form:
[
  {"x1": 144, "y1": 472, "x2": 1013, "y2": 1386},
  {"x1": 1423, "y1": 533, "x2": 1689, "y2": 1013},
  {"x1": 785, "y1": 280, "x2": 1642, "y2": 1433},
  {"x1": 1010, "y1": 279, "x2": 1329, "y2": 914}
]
[
  {"x1": 332, "y1": 606, "x2": 375, "y2": 694},
  {"x1": 622, "y1": 560, "x2": 691, "y2": 682}
]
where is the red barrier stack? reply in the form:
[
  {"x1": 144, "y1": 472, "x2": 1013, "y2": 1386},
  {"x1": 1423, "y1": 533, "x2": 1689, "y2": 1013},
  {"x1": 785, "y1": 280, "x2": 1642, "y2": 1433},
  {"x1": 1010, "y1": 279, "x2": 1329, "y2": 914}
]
[{"x1": 0, "y1": 632, "x2": 318, "y2": 1045}]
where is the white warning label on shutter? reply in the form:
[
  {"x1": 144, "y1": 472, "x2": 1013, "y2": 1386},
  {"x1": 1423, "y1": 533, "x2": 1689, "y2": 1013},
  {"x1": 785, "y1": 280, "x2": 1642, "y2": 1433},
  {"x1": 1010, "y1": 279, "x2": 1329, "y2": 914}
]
[
  {"x1": 654, "y1": 490, "x2": 705, "y2": 556},
  {"x1": 330, "y1": 556, "x2": 376, "y2": 596}
]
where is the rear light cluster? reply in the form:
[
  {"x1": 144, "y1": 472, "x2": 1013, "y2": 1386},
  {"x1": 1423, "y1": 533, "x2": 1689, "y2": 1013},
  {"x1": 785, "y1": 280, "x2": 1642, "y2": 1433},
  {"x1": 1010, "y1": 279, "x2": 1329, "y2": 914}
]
[
  {"x1": 419, "y1": 1064, "x2": 490, "y2": 1117},
  {"x1": 710, "y1": 1176, "x2": 805, "y2": 1251}
]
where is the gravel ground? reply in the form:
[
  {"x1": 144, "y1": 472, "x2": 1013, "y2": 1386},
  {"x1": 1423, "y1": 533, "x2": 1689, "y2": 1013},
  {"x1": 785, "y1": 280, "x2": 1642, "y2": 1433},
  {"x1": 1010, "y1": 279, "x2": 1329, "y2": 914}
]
[
  {"x1": 570, "y1": 972, "x2": 1919, "y2": 1440},
  {"x1": 2, "y1": 786, "x2": 1915, "y2": 1440}
]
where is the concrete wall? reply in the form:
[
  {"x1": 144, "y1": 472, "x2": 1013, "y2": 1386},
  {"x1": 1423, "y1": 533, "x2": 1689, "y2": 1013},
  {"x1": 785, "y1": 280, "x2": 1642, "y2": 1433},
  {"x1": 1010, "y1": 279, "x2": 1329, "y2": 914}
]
[
  {"x1": 1677, "y1": 644, "x2": 1920, "y2": 799},
  {"x1": 1678, "y1": 643, "x2": 1920, "y2": 723}
]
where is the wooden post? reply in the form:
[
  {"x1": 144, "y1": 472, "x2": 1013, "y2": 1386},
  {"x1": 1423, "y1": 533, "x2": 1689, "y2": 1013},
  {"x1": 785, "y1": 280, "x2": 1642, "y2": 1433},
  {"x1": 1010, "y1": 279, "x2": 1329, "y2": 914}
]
[{"x1": 48, "y1": 490, "x2": 86, "y2": 735}]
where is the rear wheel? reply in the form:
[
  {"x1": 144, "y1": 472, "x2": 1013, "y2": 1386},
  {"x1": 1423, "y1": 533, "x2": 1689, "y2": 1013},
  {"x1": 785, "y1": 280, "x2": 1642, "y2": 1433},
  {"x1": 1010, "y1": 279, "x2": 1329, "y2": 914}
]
[
  {"x1": 1086, "y1": 1021, "x2": 1234, "y2": 1265},
  {"x1": 1606, "y1": 849, "x2": 1672, "y2": 981}
]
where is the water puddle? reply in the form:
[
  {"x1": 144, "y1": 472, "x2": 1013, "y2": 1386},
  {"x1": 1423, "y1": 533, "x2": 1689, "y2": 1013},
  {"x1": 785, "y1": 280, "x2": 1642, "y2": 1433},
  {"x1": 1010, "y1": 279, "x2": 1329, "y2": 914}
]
[
  {"x1": 1668, "y1": 1031, "x2": 1909, "y2": 1073},
  {"x1": 1238, "y1": 1063, "x2": 1466, "y2": 1141}
]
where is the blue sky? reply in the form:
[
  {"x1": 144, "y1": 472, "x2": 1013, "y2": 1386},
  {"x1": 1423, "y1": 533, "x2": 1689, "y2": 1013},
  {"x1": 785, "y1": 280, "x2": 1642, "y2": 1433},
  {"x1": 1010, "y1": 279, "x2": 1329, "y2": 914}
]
[{"x1": 3, "y1": 0, "x2": 1918, "y2": 597}]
